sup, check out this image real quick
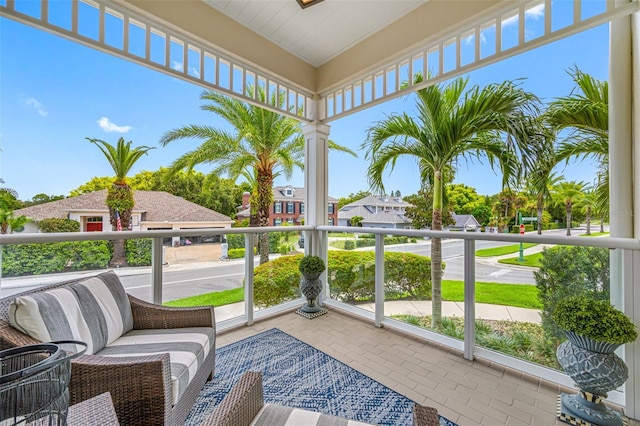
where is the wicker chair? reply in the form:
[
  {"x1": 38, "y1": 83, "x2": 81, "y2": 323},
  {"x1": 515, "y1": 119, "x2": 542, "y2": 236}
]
[
  {"x1": 0, "y1": 273, "x2": 216, "y2": 426},
  {"x1": 202, "y1": 371, "x2": 440, "y2": 426}
]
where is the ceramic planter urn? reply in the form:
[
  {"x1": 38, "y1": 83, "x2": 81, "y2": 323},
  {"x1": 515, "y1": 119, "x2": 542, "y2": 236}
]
[
  {"x1": 556, "y1": 331, "x2": 628, "y2": 426},
  {"x1": 299, "y1": 272, "x2": 322, "y2": 313}
]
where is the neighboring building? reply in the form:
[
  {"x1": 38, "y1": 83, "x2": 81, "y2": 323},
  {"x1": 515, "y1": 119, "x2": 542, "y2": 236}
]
[
  {"x1": 14, "y1": 190, "x2": 234, "y2": 246},
  {"x1": 236, "y1": 185, "x2": 338, "y2": 226},
  {"x1": 448, "y1": 213, "x2": 481, "y2": 232},
  {"x1": 338, "y1": 195, "x2": 413, "y2": 229}
]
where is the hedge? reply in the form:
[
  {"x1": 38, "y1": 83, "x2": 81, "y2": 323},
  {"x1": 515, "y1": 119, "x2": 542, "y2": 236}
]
[
  {"x1": 252, "y1": 251, "x2": 435, "y2": 307},
  {"x1": 2, "y1": 241, "x2": 111, "y2": 277},
  {"x1": 125, "y1": 238, "x2": 152, "y2": 266},
  {"x1": 226, "y1": 234, "x2": 245, "y2": 249},
  {"x1": 228, "y1": 247, "x2": 256, "y2": 259}
]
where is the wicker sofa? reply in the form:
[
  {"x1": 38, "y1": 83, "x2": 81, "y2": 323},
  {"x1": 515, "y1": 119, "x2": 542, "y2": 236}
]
[
  {"x1": 202, "y1": 371, "x2": 440, "y2": 426},
  {"x1": 0, "y1": 271, "x2": 216, "y2": 426}
]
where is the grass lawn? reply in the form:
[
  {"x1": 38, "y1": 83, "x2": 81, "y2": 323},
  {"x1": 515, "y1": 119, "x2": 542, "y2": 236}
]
[
  {"x1": 328, "y1": 232, "x2": 355, "y2": 238},
  {"x1": 475, "y1": 243, "x2": 538, "y2": 257},
  {"x1": 164, "y1": 287, "x2": 244, "y2": 307},
  {"x1": 164, "y1": 279, "x2": 541, "y2": 310},
  {"x1": 441, "y1": 280, "x2": 541, "y2": 309},
  {"x1": 329, "y1": 240, "x2": 347, "y2": 249},
  {"x1": 579, "y1": 231, "x2": 610, "y2": 237},
  {"x1": 498, "y1": 253, "x2": 544, "y2": 267}
]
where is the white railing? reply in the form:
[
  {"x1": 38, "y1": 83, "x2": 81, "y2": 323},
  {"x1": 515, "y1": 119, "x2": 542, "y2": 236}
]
[{"x1": 1, "y1": 225, "x2": 639, "y2": 405}]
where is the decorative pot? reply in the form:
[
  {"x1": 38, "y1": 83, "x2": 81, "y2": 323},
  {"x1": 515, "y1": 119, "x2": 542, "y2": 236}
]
[
  {"x1": 557, "y1": 332, "x2": 628, "y2": 426},
  {"x1": 299, "y1": 272, "x2": 322, "y2": 313}
]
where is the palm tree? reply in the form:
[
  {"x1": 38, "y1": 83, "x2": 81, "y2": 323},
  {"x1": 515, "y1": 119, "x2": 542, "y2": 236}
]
[
  {"x1": 545, "y1": 68, "x2": 608, "y2": 212},
  {"x1": 579, "y1": 189, "x2": 597, "y2": 235},
  {"x1": 87, "y1": 137, "x2": 155, "y2": 267},
  {"x1": 552, "y1": 181, "x2": 587, "y2": 236},
  {"x1": 159, "y1": 89, "x2": 355, "y2": 265},
  {"x1": 364, "y1": 75, "x2": 538, "y2": 329},
  {"x1": 527, "y1": 168, "x2": 564, "y2": 235}
]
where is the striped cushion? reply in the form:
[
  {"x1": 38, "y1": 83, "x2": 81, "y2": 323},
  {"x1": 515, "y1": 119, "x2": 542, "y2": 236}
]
[
  {"x1": 97, "y1": 327, "x2": 215, "y2": 405},
  {"x1": 8, "y1": 271, "x2": 133, "y2": 354},
  {"x1": 251, "y1": 404, "x2": 374, "y2": 426}
]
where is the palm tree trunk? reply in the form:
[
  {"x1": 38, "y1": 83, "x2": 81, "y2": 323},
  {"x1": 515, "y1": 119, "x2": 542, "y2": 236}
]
[
  {"x1": 586, "y1": 206, "x2": 591, "y2": 235},
  {"x1": 566, "y1": 202, "x2": 572, "y2": 236},
  {"x1": 110, "y1": 239, "x2": 127, "y2": 267},
  {"x1": 600, "y1": 216, "x2": 604, "y2": 233},
  {"x1": 536, "y1": 198, "x2": 543, "y2": 235},
  {"x1": 257, "y1": 171, "x2": 274, "y2": 265},
  {"x1": 431, "y1": 171, "x2": 443, "y2": 330}
]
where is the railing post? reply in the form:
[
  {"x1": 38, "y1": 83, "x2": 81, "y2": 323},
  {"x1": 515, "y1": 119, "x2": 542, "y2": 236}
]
[
  {"x1": 151, "y1": 237, "x2": 163, "y2": 305},
  {"x1": 374, "y1": 234, "x2": 385, "y2": 327},
  {"x1": 244, "y1": 233, "x2": 255, "y2": 325},
  {"x1": 463, "y1": 239, "x2": 476, "y2": 361},
  {"x1": 318, "y1": 229, "x2": 328, "y2": 306}
]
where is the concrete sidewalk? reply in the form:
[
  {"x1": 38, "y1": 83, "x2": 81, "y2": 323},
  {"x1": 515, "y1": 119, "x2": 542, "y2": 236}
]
[{"x1": 214, "y1": 299, "x2": 541, "y2": 324}]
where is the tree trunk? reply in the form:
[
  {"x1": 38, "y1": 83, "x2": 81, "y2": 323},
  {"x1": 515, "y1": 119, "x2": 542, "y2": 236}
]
[
  {"x1": 586, "y1": 206, "x2": 591, "y2": 235},
  {"x1": 431, "y1": 170, "x2": 443, "y2": 330},
  {"x1": 110, "y1": 239, "x2": 127, "y2": 267},
  {"x1": 536, "y1": 197, "x2": 543, "y2": 235},
  {"x1": 256, "y1": 171, "x2": 274, "y2": 265},
  {"x1": 566, "y1": 202, "x2": 572, "y2": 236},
  {"x1": 600, "y1": 216, "x2": 604, "y2": 233}
]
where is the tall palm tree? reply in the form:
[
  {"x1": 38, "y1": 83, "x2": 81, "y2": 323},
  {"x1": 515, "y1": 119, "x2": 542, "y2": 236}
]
[
  {"x1": 527, "y1": 168, "x2": 564, "y2": 235},
  {"x1": 579, "y1": 189, "x2": 597, "y2": 235},
  {"x1": 545, "y1": 68, "x2": 608, "y2": 212},
  {"x1": 87, "y1": 137, "x2": 155, "y2": 267},
  {"x1": 552, "y1": 181, "x2": 587, "y2": 236},
  {"x1": 159, "y1": 88, "x2": 355, "y2": 265},
  {"x1": 364, "y1": 75, "x2": 538, "y2": 329}
]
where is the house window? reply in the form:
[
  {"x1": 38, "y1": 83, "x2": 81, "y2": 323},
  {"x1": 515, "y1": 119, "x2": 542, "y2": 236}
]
[
  {"x1": 274, "y1": 202, "x2": 282, "y2": 213},
  {"x1": 328, "y1": 218, "x2": 334, "y2": 225},
  {"x1": 287, "y1": 218, "x2": 294, "y2": 225},
  {"x1": 300, "y1": 203, "x2": 305, "y2": 214},
  {"x1": 328, "y1": 204, "x2": 334, "y2": 214},
  {"x1": 286, "y1": 188, "x2": 293, "y2": 196},
  {"x1": 274, "y1": 218, "x2": 282, "y2": 226},
  {"x1": 287, "y1": 202, "x2": 294, "y2": 214}
]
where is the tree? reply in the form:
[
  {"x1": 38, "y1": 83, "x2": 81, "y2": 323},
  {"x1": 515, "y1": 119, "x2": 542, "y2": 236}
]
[
  {"x1": 579, "y1": 189, "x2": 598, "y2": 235},
  {"x1": 365, "y1": 75, "x2": 538, "y2": 329},
  {"x1": 337, "y1": 191, "x2": 371, "y2": 209},
  {"x1": 23, "y1": 193, "x2": 65, "y2": 207},
  {"x1": 350, "y1": 216, "x2": 363, "y2": 227},
  {"x1": 552, "y1": 181, "x2": 587, "y2": 236},
  {"x1": 159, "y1": 88, "x2": 355, "y2": 265},
  {"x1": 544, "y1": 68, "x2": 608, "y2": 213},
  {"x1": 526, "y1": 168, "x2": 564, "y2": 235},
  {"x1": 87, "y1": 137, "x2": 155, "y2": 267}
]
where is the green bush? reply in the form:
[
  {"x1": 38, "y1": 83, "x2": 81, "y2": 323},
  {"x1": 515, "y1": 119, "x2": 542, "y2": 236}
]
[
  {"x1": 125, "y1": 238, "x2": 152, "y2": 266},
  {"x1": 355, "y1": 238, "x2": 375, "y2": 248},
  {"x1": 553, "y1": 296, "x2": 637, "y2": 344},
  {"x1": 343, "y1": 240, "x2": 355, "y2": 250},
  {"x1": 299, "y1": 255, "x2": 325, "y2": 275},
  {"x1": 226, "y1": 234, "x2": 245, "y2": 249},
  {"x1": 228, "y1": 247, "x2": 256, "y2": 259},
  {"x1": 2, "y1": 241, "x2": 110, "y2": 277},
  {"x1": 38, "y1": 218, "x2": 80, "y2": 233},
  {"x1": 534, "y1": 246, "x2": 610, "y2": 341},
  {"x1": 252, "y1": 251, "x2": 434, "y2": 307}
]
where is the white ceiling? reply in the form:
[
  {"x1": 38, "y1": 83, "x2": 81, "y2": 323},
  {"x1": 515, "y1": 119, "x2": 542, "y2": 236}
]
[{"x1": 201, "y1": 0, "x2": 428, "y2": 67}]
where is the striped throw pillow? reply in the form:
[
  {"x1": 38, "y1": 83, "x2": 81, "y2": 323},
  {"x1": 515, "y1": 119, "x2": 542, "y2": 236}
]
[{"x1": 9, "y1": 271, "x2": 133, "y2": 354}]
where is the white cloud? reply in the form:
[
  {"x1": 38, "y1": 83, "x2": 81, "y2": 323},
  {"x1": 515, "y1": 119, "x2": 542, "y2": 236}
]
[
  {"x1": 171, "y1": 61, "x2": 184, "y2": 72},
  {"x1": 24, "y1": 97, "x2": 48, "y2": 117},
  {"x1": 525, "y1": 3, "x2": 545, "y2": 20},
  {"x1": 188, "y1": 67, "x2": 201, "y2": 78},
  {"x1": 97, "y1": 117, "x2": 132, "y2": 133}
]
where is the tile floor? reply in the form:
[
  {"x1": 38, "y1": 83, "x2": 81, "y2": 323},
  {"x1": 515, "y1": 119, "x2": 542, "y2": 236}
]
[{"x1": 216, "y1": 307, "x2": 638, "y2": 426}]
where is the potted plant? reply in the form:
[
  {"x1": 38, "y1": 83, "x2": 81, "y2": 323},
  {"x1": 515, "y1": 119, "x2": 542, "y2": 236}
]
[
  {"x1": 553, "y1": 295, "x2": 638, "y2": 426},
  {"x1": 297, "y1": 255, "x2": 326, "y2": 317}
]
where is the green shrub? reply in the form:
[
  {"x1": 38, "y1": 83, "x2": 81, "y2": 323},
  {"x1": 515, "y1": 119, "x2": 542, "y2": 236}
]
[
  {"x1": 299, "y1": 255, "x2": 325, "y2": 275},
  {"x1": 534, "y1": 246, "x2": 610, "y2": 341},
  {"x1": 228, "y1": 247, "x2": 256, "y2": 259},
  {"x1": 226, "y1": 234, "x2": 245, "y2": 249},
  {"x1": 343, "y1": 240, "x2": 355, "y2": 250},
  {"x1": 38, "y1": 218, "x2": 80, "y2": 233},
  {"x1": 125, "y1": 238, "x2": 152, "y2": 266},
  {"x1": 252, "y1": 251, "x2": 434, "y2": 307},
  {"x1": 355, "y1": 238, "x2": 375, "y2": 248},
  {"x1": 2, "y1": 241, "x2": 110, "y2": 277},
  {"x1": 553, "y1": 296, "x2": 637, "y2": 344}
]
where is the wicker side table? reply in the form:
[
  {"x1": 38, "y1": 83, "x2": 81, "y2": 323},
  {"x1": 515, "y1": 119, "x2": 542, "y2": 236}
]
[{"x1": 67, "y1": 392, "x2": 119, "y2": 425}]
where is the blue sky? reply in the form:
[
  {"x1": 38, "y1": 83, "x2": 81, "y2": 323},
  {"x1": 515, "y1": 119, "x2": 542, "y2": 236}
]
[{"x1": 1, "y1": 13, "x2": 606, "y2": 202}]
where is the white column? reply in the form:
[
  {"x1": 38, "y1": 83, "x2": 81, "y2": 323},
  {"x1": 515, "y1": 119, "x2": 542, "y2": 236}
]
[
  {"x1": 610, "y1": 6, "x2": 639, "y2": 419},
  {"x1": 303, "y1": 121, "x2": 330, "y2": 301}
]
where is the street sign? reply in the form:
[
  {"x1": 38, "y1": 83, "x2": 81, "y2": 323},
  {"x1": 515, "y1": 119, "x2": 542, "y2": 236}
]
[{"x1": 519, "y1": 224, "x2": 525, "y2": 234}]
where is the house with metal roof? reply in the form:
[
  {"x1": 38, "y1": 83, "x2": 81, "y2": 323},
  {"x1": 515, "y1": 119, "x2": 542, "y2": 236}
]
[
  {"x1": 338, "y1": 195, "x2": 413, "y2": 229},
  {"x1": 14, "y1": 190, "x2": 234, "y2": 245},
  {"x1": 448, "y1": 213, "x2": 482, "y2": 232}
]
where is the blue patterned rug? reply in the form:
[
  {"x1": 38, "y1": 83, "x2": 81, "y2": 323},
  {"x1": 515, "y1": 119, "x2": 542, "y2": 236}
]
[{"x1": 185, "y1": 328, "x2": 457, "y2": 426}]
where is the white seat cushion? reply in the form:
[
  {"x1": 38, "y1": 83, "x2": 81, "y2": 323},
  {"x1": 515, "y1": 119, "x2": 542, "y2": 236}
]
[
  {"x1": 250, "y1": 404, "x2": 374, "y2": 426},
  {"x1": 97, "y1": 327, "x2": 215, "y2": 405}
]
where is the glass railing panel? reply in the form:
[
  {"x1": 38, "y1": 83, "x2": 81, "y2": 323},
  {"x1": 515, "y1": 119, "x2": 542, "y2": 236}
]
[{"x1": 252, "y1": 230, "x2": 304, "y2": 313}]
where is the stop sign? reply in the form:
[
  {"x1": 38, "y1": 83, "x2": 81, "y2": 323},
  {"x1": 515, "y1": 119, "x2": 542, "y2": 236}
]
[{"x1": 519, "y1": 224, "x2": 525, "y2": 234}]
